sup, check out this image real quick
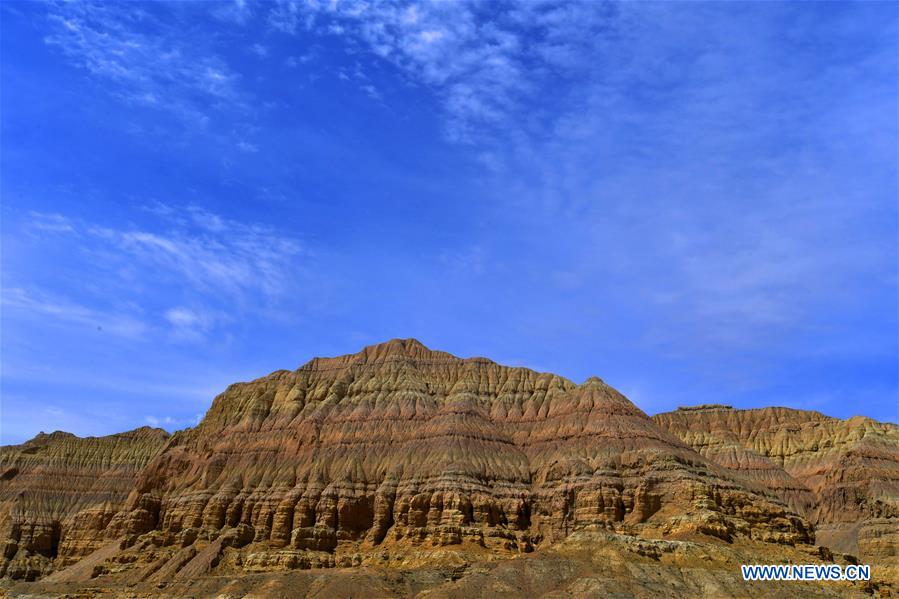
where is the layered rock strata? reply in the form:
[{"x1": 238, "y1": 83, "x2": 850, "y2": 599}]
[
  {"x1": 3, "y1": 530, "x2": 885, "y2": 598},
  {"x1": 0, "y1": 427, "x2": 169, "y2": 580},
  {"x1": 654, "y1": 405, "x2": 899, "y2": 565},
  {"x1": 53, "y1": 339, "x2": 809, "y2": 581},
  {"x1": 1, "y1": 339, "x2": 896, "y2": 592}
]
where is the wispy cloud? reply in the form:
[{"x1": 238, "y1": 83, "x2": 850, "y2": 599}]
[
  {"x1": 289, "y1": 1, "x2": 892, "y2": 360},
  {"x1": 292, "y1": 0, "x2": 543, "y2": 142},
  {"x1": 268, "y1": 0, "x2": 312, "y2": 34},
  {"x1": 2, "y1": 287, "x2": 148, "y2": 339},
  {"x1": 163, "y1": 305, "x2": 224, "y2": 342},
  {"x1": 250, "y1": 42, "x2": 268, "y2": 58},
  {"x1": 213, "y1": 0, "x2": 254, "y2": 25},
  {"x1": 10, "y1": 204, "x2": 306, "y2": 342},
  {"x1": 4, "y1": 0, "x2": 894, "y2": 435},
  {"x1": 43, "y1": 2, "x2": 244, "y2": 126},
  {"x1": 90, "y1": 204, "x2": 304, "y2": 300},
  {"x1": 28, "y1": 211, "x2": 75, "y2": 233},
  {"x1": 145, "y1": 413, "x2": 203, "y2": 430}
]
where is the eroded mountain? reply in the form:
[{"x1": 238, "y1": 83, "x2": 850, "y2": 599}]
[
  {"x1": 0, "y1": 426, "x2": 169, "y2": 580},
  {"x1": 654, "y1": 404, "x2": 899, "y2": 579},
  {"x1": 1, "y1": 339, "x2": 895, "y2": 598}
]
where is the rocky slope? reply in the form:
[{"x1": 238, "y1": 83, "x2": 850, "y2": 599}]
[
  {"x1": 89, "y1": 340, "x2": 809, "y2": 572},
  {"x1": 1, "y1": 531, "x2": 883, "y2": 598},
  {"x1": 654, "y1": 405, "x2": 899, "y2": 571},
  {"x1": 1, "y1": 340, "x2": 896, "y2": 597},
  {"x1": 0, "y1": 427, "x2": 169, "y2": 580}
]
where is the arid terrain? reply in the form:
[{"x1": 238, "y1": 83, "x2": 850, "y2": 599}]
[{"x1": 1, "y1": 339, "x2": 896, "y2": 597}]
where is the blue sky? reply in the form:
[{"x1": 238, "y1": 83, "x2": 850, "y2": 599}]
[{"x1": 1, "y1": 1, "x2": 896, "y2": 444}]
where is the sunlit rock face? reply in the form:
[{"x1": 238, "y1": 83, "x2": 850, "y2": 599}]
[
  {"x1": 89, "y1": 340, "x2": 808, "y2": 573},
  {"x1": 2, "y1": 339, "x2": 895, "y2": 593},
  {"x1": 654, "y1": 405, "x2": 899, "y2": 570},
  {"x1": 0, "y1": 427, "x2": 170, "y2": 580}
]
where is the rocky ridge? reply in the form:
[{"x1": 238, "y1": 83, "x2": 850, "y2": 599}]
[
  {"x1": 653, "y1": 405, "x2": 899, "y2": 575},
  {"x1": 0, "y1": 426, "x2": 169, "y2": 580},
  {"x1": 0, "y1": 339, "x2": 896, "y2": 597}
]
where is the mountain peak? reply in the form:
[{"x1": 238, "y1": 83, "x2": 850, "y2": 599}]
[
  {"x1": 299, "y1": 338, "x2": 495, "y2": 371},
  {"x1": 4, "y1": 340, "x2": 897, "y2": 593},
  {"x1": 362, "y1": 337, "x2": 434, "y2": 356}
]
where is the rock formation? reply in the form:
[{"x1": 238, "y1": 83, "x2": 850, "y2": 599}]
[
  {"x1": 0, "y1": 426, "x2": 169, "y2": 580},
  {"x1": 654, "y1": 405, "x2": 899, "y2": 579},
  {"x1": 0, "y1": 340, "x2": 896, "y2": 597}
]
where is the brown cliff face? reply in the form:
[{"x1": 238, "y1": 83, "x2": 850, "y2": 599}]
[
  {"x1": 1, "y1": 339, "x2": 896, "y2": 597},
  {"x1": 35, "y1": 339, "x2": 808, "y2": 584},
  {"x1": 653, "y1": 405, "x2": 899, "y2": 567},
  {"x1": 0, "y1": 426, "x2": 169, "y2": 580}
]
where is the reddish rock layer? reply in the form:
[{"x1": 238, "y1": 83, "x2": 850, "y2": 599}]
[
  {"x1": 0, "y1": 427, "x2": 169, "y2": 580},
  {"x1": 5, "y1": 339, "x2": 895, "y2": 590},
  {"x1": 653, "y1": 405, "x2": 899, "y2": 563},
  {"x1": 59, "y1": 339, "x2": 809, "y2": 584}
]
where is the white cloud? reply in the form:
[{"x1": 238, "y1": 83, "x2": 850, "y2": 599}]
[
  {"x1": 286, "y1": 1, "x2": 890, "y2": 361},
  {"x1": 285, "y1": 53, "x2": 317, "y2": 69},
  {"x1": 2, "y1": 288, "x2": 148, "y2": 338},
  {"x1": 11, "y1": 204, "x2": 306, "y2": 342},
  {"x1": 28, "y1": 211, "x2": 75, "y2": 233},
  {"x1": 419, "y1": 30, "x2": 444, "y2": 44},
  {"x1": 268, "y1": 0, "x2": 311, "y2": 34},
  {"x1": 213, "y1": 0, "x2": 254, "y2": 25},
  {"x1": 164, "y1": 306, "x2": 204, "y2": 327},
  {"x1": 145, "y1": 413, "x2": 199, "y2": 430},
  {"x1": 163, "y1": 305, "x2": 224, "y2": 341},
  {"x1": 361, "y1": 84, "x2": 381, "y2": 101},
  {"x1": 261, "y1": 0, "x2": 534, "y2": 141},
  {"x1": 43, "y1": 2, "x2": 244, "y2": 126},
  {"x1": 186, "y1": 205, "x2": 227, "y2": 232},
  {"x1": 85, "y1": 205, "x2": 304, "y2": 302}
]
